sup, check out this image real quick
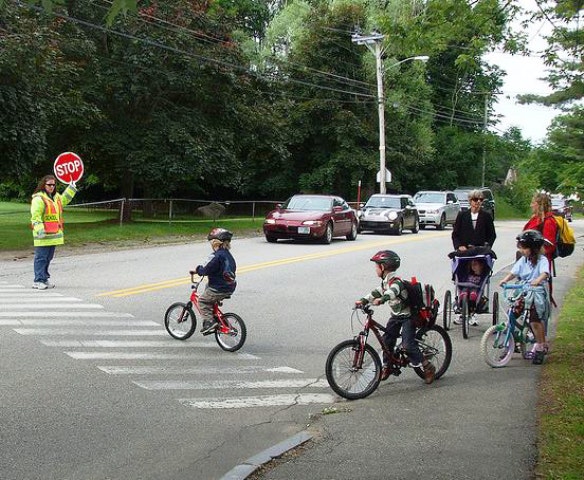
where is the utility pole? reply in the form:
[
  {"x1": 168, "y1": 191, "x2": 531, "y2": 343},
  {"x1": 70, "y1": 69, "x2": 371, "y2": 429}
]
[
  {"x1": 352, "y1": 31, "x2": 387, "y2": 194},
  {"x1": 481, "y1": 93, "x2": 489, "y2": 187}
]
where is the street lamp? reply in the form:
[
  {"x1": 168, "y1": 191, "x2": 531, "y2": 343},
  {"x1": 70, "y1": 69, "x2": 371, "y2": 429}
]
[{"x1": 352, "y1": 31, "x2": 428, "y2": 193}]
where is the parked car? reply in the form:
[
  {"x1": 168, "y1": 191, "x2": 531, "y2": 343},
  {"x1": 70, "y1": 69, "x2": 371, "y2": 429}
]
[
  {"x1": 413, "y1": 190, "x2": 460, "y2": 230},
  {"x1": 263, "y1": 194, "x2": 359, "y2": 244},
  {"x1": 453, "y1": 186, "x2": 496, "y2": 219},
  {"x1": 551, "y1": 195, "x2": 573, "y2": 222},
  {"x1": 358, "y1": 194, "x2": 419, "y2": 235}
]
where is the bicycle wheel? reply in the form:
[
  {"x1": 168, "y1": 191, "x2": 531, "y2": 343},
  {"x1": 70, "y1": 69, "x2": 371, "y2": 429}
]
[
  {"x1": 442, "y1": 290, "x2": 452, "y2": 331},
  {"x1": 481, "y1": 324, "x2": 515, "y2": 367},
  {"x1": 461, "y1": 296, "x2": 470, "y2": 339},
  {"x1": 414, "y1": 325, "x2": 453, "y2": 380},
  {"x1": 164, "y1": 302, "x2": 196, "y2": 340},
  {"x1": 325, "y1": 339, "x2": 381, "y2": 400},
  {"x1": 215, "y1": 313, "x2": 247, "y2": 352},
  {"x1": 492, "y1": 291, "x2": 499, "y2": 326}
]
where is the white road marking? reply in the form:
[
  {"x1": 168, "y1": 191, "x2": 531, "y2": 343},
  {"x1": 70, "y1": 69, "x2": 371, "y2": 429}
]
[
  {"x1": 178, "y1": 393, "x2": 336, "y2": 409},
  {"x1": 1, "y1": 312, "x2": 132, "y2": 317},
  {"x1": 40, "y1": 340, "x2": 216, "y2": 347},
  {"x1": 97, "y1": 366, "x2": 304, "y2": 375},
  {"x1": 0, "y1": 287, "x2": 26, "y2": 291},
  {"x1": 0, "y1": 319, "x2": 158, "y2": 326},
  {"x1": 0, "y1": 293, "x2": 67, "y2": 297},
  {"x1": 65, "y1": 351, "x2": 259, "y2": 360},
  {"x1": 0, "y1": 296, "x2": 83, "y2": 302},
  {"x1": 0, "y1": 304, "x2": 104, "y2": 309},
  {"x1": 14, "y1": 329, "x2": 164, "y2": 335},
  {"x1": 133, "y1": 379, "x2": 329, "y2": 390}
]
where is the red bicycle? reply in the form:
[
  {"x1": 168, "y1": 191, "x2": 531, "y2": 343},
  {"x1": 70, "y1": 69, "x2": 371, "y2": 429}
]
[
  {"x1": 326, "y1": 304, "x2": 452, "y2": 399},
  {"x1": 164, "y1": 272, "x2": 246, "y2": 352}
]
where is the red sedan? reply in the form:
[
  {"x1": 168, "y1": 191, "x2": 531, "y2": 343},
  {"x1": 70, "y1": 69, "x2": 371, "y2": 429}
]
[{"x1": 263, "y1": 194, "x2": 359, "y2": 244}]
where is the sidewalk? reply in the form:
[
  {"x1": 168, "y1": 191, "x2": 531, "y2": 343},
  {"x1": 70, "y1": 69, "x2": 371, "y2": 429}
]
[{"x1": 225, "y1": 243, "x2": 583, "y2": 480}]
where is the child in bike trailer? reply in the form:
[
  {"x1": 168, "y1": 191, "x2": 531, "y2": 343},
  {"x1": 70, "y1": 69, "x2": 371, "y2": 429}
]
[
  {"x1": 499, "y1": 229, "x2": 550, "y2": 365},
  {"x1": 194, "y1": 228, "x2": 237, "y2": 334},
  {"x1": 355, "y1": 250, "x2": 435, "y2": 384}
]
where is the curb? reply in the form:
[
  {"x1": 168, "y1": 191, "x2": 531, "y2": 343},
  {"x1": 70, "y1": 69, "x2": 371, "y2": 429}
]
[{"x1": 219, "y1": 431, "x2": 312, "y2": 480}]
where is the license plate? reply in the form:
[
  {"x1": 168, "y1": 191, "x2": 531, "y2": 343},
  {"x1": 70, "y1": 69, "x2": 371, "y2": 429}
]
[{"x1": 298, "y1": 226, "x2": 310, "y2": 234}]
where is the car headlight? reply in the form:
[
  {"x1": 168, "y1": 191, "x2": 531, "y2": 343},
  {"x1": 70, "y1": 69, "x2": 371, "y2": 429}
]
[
  {"x1": 387, "y1": 211, "x2": 398, "y2": 220},
  {"x1": 265, "y1": 219, "x2": 276, "y2": 224},
  {"x1": 428, "y1": 209, "x2": 438, "y2": 214},
  {"x1": 302, "y1": 220, "x2": 322, "y2": 226}
]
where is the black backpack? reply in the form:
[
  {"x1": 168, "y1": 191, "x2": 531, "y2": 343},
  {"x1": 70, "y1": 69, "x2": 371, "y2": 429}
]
[{"x1": 396, "y1": 277, "x2": 438, "y2": 328}]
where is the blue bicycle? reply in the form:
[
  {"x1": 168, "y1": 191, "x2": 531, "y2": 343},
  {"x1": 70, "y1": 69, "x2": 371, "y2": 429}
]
[{"x1": 480, "y1": 284, "x2": 537, "y2": 368}]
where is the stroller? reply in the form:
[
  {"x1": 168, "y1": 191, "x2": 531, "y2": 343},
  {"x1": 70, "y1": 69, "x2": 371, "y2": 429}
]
[{"x1": 443, "y1": 246, "x2": 499, "y2": 339}]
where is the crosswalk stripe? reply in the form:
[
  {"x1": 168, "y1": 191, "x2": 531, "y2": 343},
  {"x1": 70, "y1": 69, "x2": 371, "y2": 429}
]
[
  {"x1": 1, "y1": 312, "x2": 132, "y2": 317},
  {"x1": 0, "y1": 287, "x2": 26, "y2": 291},
  {"x1": 0, "y1": 319, "x2": 158, "y2": 326},
  {"x1": 0, "y1": 304, "x2": 104, "y2": 309},
  {"x1": 178, "y1": 393, "x2": 336, "y2": 409},
  {"x1": 65, "y1": 351, "x2": 260, "y2": 360},
  {"x1": 0, "y1": 296, "x2": 83, "y2": 302},
  {"x1": 14, "y1": 328, "x2": 165, "y2": 336},
  {"x1": 41, "y1": 340, "x2": 218, "y2": 348},
  {"x1": 0, "y1": 292, "x2": 67, "y2": 297},
  {"x1": 133, "y1": 379, "x2": 329, "y2": 390},
  {"x1": 97, "y1": 366, "x2": 304, "y2": 375}
]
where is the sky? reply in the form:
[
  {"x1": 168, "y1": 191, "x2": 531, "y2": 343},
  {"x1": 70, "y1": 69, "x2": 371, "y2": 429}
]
[{"x1": 484, "y1": 0, "x2": 562, "y2": 144}]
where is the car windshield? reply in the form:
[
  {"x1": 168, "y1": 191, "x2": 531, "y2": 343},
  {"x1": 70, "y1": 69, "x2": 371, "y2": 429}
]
[
  {"x1": 454, "y1": 190, "x2": 470, "y2": 201},
  {"x1": 414, "y1": 193, "x2": 444, "y2": 203},
  {"x1": 284, "y1": 196, "x2": 332, "y2": 211},
  {"x1": 365, "y1": 197, "x2": 401, "y2": 209},
  {"x1": 552, "y1": 199, "x2": 564, "y2": 207}
]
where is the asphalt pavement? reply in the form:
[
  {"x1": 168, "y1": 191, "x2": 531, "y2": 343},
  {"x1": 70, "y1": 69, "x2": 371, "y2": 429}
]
[{"x1": 223, "y1": 238, "x2": 584, "y2": 480}]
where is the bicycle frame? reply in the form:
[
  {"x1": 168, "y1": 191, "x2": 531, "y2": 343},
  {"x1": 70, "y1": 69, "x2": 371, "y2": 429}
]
[
  {"x1": 354, "y1": 305, "x2": 423, "y2": 372},
  {"x1": 487, "y1": 284, "x2": 536, "y2": 362},
  {"x1": 185, "y1": 273, "x2": 231, "y2": 335}
]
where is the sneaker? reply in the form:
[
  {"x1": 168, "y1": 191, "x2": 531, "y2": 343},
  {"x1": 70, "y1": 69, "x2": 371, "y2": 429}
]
[
  {"x1": 453, "y1": 316, "x2": 462, "y2": 325},
  {"x1": 200, "y1": 320, "x2": 218, "y2": 334},
  {"x1": 532, "y1": 350, "x2": 545, "y2": 365},
  {"x1": 380, "y1": 364, "x2": 392, "y2": 381},
  {"x1": 423, "y1": 362, "x2": 436, "y2": 384},
  {"x1": 469, "y1": 315, "x2": 479, "y2": 327},
  {"x1": 32, "y1": 282, "x2": 48, "y2": 290},
  {"x1": 44, "y1": 282, "x2": 55, "y2": 289}
]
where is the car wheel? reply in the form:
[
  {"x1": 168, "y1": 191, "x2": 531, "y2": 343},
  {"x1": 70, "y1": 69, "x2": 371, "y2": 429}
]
[
  {"x1": 412, "y1": 216, "x2": 419, "y2": 234},
  {"x1": 346, "y1": 221, "x2": 358, "y2": 241},
  {"x1": 420, "y1": 224, "x2": 426, "y2": 230},
  {"x1": 393, "y1": 219, "x2": 403, "y2": 236},
  {"x1": 321, "y1": 223, "x2": 333, "y2": 244},
  {"x1": 265, "y1": 234, "x2": 277, "y2": 243},
  {"x1": 437, "y1": 214, "x2": 446, "y2": 230}
]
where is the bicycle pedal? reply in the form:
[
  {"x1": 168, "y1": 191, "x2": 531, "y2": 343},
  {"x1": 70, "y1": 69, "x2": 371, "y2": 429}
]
[{"x1": 201, "y1": 330, "x2": 216, "y2": 336}]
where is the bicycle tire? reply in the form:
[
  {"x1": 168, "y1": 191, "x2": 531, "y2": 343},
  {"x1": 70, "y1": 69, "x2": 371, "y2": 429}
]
[
  {"x1": 325, "y1": 339, "x2": 381, "y2": 400},
  {"x1": 461, "y1": 296, "x2": 470, "y2": 339},
  {"x1": 442, "y1": 290, "x2": 452, "y2": 331},
  {"x1": 414, "y1": 325, "x2": 453, "y2": 380},
  {"x1": 164, "y1": 302, "x2": 196, "y2": 340},
  {"x1": 215, "y1": 313, "x2": 246, "y2": 352},
  {"x1": 492, "y1": 291, "x2": 499, "y2": 326},
  {"x1": 481, "y1": 324, "x2": 515, "y2": 367}
]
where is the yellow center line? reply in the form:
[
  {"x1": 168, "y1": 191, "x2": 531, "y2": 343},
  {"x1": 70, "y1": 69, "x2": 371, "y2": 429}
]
[{"x1": 97, "y1": 232, "x2": 447, "y2": 298}]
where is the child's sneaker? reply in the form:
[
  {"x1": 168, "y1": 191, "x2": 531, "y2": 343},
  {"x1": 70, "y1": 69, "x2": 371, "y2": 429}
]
[
  {"x1": 200, "y1": 320, "x2": 218, "y2": 334},
  {"x1": 469, "y1": 314, "x2": 479, "y2": 326},
  {"x1": 32, "y1": 282, "x2": 48, "y2": 290},
  {"x1": 532, "y1": 350, "x2": 545, "y2": 365},
  {"x1": 423, "y1": 361, "x2": 436, "y2": 384}
]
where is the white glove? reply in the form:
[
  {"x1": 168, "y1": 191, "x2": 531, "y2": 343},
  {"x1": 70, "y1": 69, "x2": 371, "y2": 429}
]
[{"x1": 69, "y1": 180, "x2": 77, "y2": 189}]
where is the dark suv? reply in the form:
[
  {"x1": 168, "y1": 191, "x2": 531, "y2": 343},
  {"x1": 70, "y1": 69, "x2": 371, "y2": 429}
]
[{"x1": 453, "y1": 187, "x2": 496, "y2": 219}]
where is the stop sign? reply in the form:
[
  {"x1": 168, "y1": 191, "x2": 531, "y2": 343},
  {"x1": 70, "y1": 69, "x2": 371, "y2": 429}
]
[{"x1": 53, "y1": 152, "x2": 84, "y2": 184}]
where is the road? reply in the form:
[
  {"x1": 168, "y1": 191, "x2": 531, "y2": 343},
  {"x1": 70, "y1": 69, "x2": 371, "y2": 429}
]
[{"x1": 0, "y1": 220, "x2": 581, "y2": 479}]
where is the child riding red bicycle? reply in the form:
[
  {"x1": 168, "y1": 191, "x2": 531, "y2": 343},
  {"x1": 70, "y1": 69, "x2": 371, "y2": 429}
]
[{"x1": 356, "y1": 250, "x2": 436, "y2": 384}]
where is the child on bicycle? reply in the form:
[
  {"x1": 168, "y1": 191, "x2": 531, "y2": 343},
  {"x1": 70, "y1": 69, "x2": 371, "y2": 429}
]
[
  {"x1": 193, "y1": 228, "x2": 237, "y2": 334},
  {"x1": 499, "y1": 229, "x2": 550, "y2": 365},
  {"x1": 355, "y1": 250, "x2": 435, "y2": 384}
]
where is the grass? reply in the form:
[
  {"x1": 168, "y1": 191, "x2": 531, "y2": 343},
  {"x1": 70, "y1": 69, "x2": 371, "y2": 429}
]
[
  {"x1": 535, "y1": 265, "x2": 584, "y2": 480},
  {"x1": 0, "y1": 201, "x2": 264, "y2": 251}
]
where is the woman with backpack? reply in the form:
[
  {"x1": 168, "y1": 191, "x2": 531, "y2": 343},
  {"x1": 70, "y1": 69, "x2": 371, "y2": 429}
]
[{"x1": 523, "y1": 192, "x2": 558, "y2": 267}]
